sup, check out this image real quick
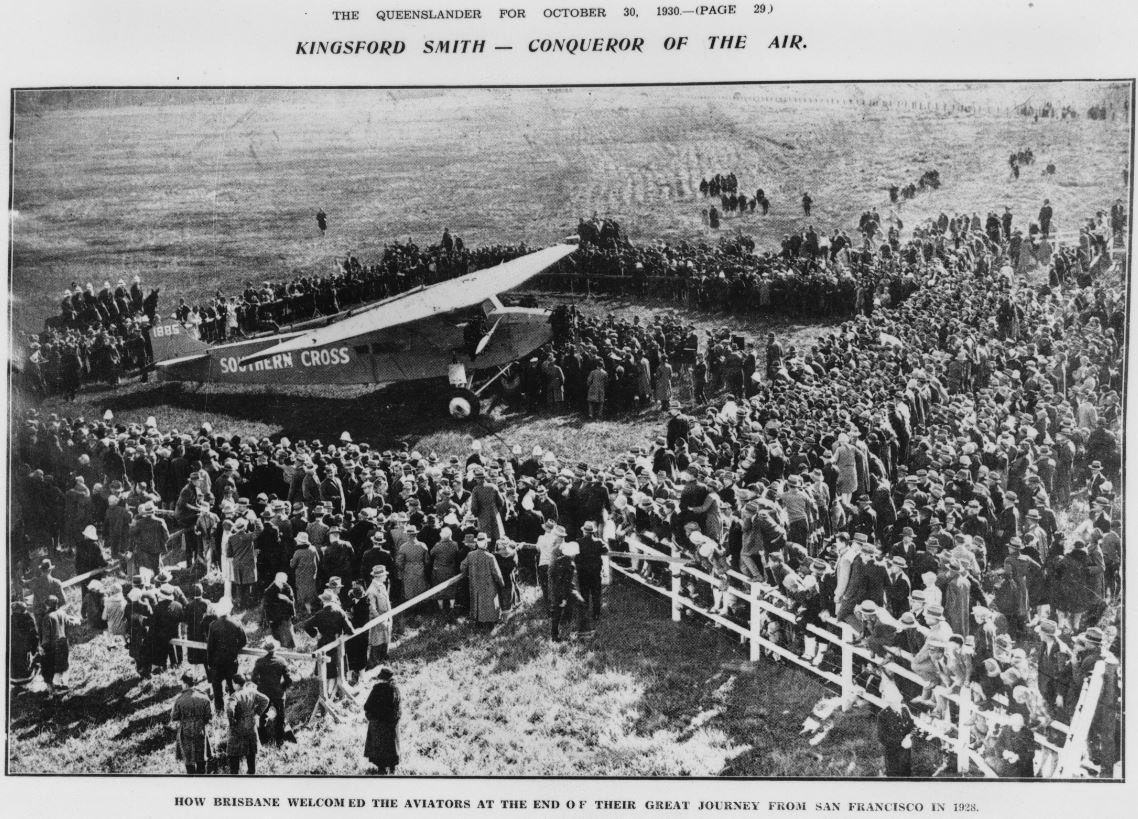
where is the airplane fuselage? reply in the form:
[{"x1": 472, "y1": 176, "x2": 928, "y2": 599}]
[{"x1": 155, "y1": 306, "x2": 552, "y2": 387}]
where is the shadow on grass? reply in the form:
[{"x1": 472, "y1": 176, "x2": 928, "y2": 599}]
[{"x1": 11, "y1": 674, "x2": 181, "y2": 746}]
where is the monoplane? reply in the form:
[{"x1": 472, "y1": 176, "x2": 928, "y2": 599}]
[{"x1": 150, "y1": 243, "x2": 576, "y2": 418}]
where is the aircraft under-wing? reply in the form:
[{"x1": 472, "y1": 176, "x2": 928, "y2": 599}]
[{"x1": 151, "y1": 243, "x2": 576, "y2": 418}]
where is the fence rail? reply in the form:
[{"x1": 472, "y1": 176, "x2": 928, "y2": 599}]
[{"x1": 610, "y1": 534, "x2": 1103, "y2": 778}]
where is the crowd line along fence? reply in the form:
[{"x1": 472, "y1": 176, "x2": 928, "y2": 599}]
[
  {"x1": 65, "y1": 523, "x2": 1107, "y2": 776},
  {"x1": 607, "y1": 534, "x2": 1110, "y2": 779}
]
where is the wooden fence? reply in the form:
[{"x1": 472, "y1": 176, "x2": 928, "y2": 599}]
[{"x1": 609, "y1": 534, "x2": 1108, "y2": 779}]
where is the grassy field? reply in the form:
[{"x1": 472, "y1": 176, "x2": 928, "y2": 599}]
[
  {"x1": 11, "y1": 83, "x2": 1130, "y2": 331},
  {"x1": 8, "y1": 82, "x2": 1131, "y2": 776},
  {"x1": 10, "y1": 578, "x2": 927, "y2": 777}
]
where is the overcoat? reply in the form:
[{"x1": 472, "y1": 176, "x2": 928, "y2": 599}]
[
  {"x1": 171, "y1": 688, "x2": 213, "y2": 766},
  {"x1": 226, "y1": 686, "x2": 270, "y2": 757},
  {"x1": 460, "y1": 548, "x2": 504, "y2": 624},
  {"x1": 396, "y1": 539, "x2": 430, "y2": 601},
  {"x1": 363, "y1": 680, "x2": 401, "y2": 769},
  {"x1": 429, "y1": 539, "x2": 462, "y2": 599},
  {"x1": 366, "y1": 580, "x2": 393, "y2": 647}
]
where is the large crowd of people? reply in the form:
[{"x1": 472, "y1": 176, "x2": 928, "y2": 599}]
[{"x1": 8, "y1": 193, "x2": 1126, "y2": 778}]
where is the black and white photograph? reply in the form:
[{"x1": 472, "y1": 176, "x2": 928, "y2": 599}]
[{"x1": 5, "y1": 81, "x2": 1129, "y2": 779}]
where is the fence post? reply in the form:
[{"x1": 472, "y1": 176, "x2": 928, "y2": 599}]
[
  {"x1": 840, "y1": 622, "x2": 855, "y2": 709},
  {"x1": 669, "y1": 541, "x2": 682, "y2": 623},
  {"x1": 748, "y1": 580, "x2": 762, "y2": 663},
  {"x1": 315, "y1": 654, "x2": 328, "y2": 698},
  {"x1": 955, "y1": 688, "x2": 973, "y2": 774},
  {"x1": 1054, "y1": 659, "x2": 1107, "y2": 777}
]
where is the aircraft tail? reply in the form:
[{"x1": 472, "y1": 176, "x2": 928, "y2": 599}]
[{"x1": 149, "y1": 321, "x2": 210, "y2": 364}]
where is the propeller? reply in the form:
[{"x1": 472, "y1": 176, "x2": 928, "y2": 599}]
[{"x1": 474, "y1": 317, "x2": 503, "y2": 356}]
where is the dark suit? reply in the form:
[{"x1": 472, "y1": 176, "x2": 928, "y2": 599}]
[
  {"x1": 550, "y1": 554, "x2": 585, "y2": 641},
  {"x1": 206, "y1": 616, "x2": 247, "y2": 711},
  {"x1": 576, "y1": 535, "x2": 608, "y2": 622},
  {"x1": 251, "y1": 652, "x2": 293, "y2": 745}
]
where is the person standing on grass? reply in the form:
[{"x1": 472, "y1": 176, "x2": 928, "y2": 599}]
[
  {"x1": 225, "y1": 673, "x2": 270, "y2": 775},
  {"x1": 40, "y1": 595, "x2": 80, "y2": 697},
  {"x1": 206, "y1": 598, "x2": 246, "y2": 712},
  {"x1": 550, "y1": 541, "x2": 586, "y2": 642},
  {"x1": 251, "y1": 638, "x2": 292, "y2": 746},
  {"x1": 460, "y1": 533, "x2": 504, "y2": 630},
  {"x1": 363, "y1": 666, "x2": 401, "y2": 775},
  {"x1": 171, "y1": 671, "x2": 213, "y2": 775},
  {"x1": 365, "y1": 565, "x2": 393, "y2": 668},
  {"x1": 261, "y1": 572, "x2": 297, "y2": 649},
  {"x1": 876, "y1": 672, "x2": 915, "y2": 777}
]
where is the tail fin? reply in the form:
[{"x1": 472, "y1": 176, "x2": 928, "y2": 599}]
[{"x1": 149, "y1": 320, "x2": 210, "y2": 364}]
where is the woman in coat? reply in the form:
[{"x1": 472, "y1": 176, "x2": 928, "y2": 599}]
[
  {"x1": 363, "y1": 667, "x2": 401, "y2": 775},
  {"x1": 429, "y1": 528, "x2": 462, "y2": 612},
  {"x1": 396, "y1": 526, "x2": 431, "y2": 604},
  {"x1": 289, "y1": 533, "x2": 320, "y2": 614}
]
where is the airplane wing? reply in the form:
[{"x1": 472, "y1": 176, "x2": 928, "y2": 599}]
[{"x1": 239, "y1": 243, "x2": 575, "y2": 366}]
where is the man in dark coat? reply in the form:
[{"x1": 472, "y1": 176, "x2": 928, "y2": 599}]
[
  {"x1": 183, "y1": 584, "x2": 212, "y2": 670},
  {"x1": 251, "y1": 638, "x2": 293, "y2": 746},
  {"x1": 206, "y1": 600, "x2": 247, "y2": 711},
  {"x1": 576, "y1": 521, "x2": 608, "y2": 626},
  {"x1": 876, "y1": 675, "x2": 915, "y2": 776},
  {"x1": 550, "y1": 541, "x2": 586, "y2": 642},
  {"x1": 261, "y1": 572, "x2": 297, "y2": 648},
  {"x1": 154, "y1": 584, "x2": 185, "y2": 669},
  {"x1": 171, "y1": 671, "x2": 214, "y2": 774},
  {"x1": 302, "y1": 592, "x2": 354, "y2": 678}
]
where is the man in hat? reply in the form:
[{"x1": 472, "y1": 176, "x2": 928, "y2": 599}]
[
  {"x1": 884, "y1": 556, "x2": 911, "y2": 620},
  {"x1": 251, "y1": 638, "x2": 293, "y2": 746},
  {"x1": 576, "y1": 521, "x2": 608, "y2": 626},
  {"x1": 302, "y1": 592, "x2": 354, "y2": 679},
  {"x1": 360, "y1": 530, "x2": 395, "y2": 588},
  {"x1": 205, "y1": 598, "x2": 246, "y2": 711},
  {"x1": 153, "y1": 583, "x2": 186, "y2": 670},
  {"x1": 171, "y1": 671, "x2": 214, "y2": 774},
  {"x1": 459, "y1": 533, "x2": 504, "y2": 630},
  {"x1": 183, "y1": 584, "x2": 212, "y2": 672},
  {"x1": 261, "y1": 572, "x2": 297, "y2": 648},
  {"x1": 876, "y1": 672, "x2": 916, "y2": 777},
  {"x1": 469, "y1": 468, "x2": 506, "y2": 543},
  {"x1": 174, "y1": 472, "x2": 213, "y2": 566},
  {"x1": 1033, "y1": 619, "x2": 1072, "y2": 717},
  {"x1": 366, "y1": 565, "x2": 393, "y2": 667},
  {"x1": 322, "y1": 525, "x2": 356, "y2": 591},
  {"x1": 535, "y1": 521, "x2": 564, "y2": 602},
  {"x1": 27, "y1": 558, "x2": 66, "y2": 626},
  {"x1": 225, "y1": 673, "x2": 270, "y2": 774},
  {"x1": 1002, "y1": 539, "x2": 1041, "y2": 639},
  {"x1": 129, "y1": 501, "x2": 170, "y2": 576},
  {"x1": 550, "y1": 541, "x2": 586, "y2": 642}
]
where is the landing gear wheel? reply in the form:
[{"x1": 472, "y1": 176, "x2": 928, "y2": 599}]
[{"x1": 447, "y1": 388, "x2": 481, "y2": 420}]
